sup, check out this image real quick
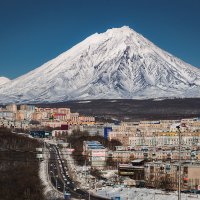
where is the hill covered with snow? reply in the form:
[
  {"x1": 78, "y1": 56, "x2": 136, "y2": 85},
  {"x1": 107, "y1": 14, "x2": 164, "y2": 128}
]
[
  {"x1": 0, "y1": 26, "x2": 200, "y2": 104},
  {"x1": 0, "y1": 77, "x2": 10, "y2": 86}
]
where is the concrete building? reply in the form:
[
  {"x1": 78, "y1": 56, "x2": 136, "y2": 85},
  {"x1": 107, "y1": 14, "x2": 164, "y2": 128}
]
[
  {"x1": 129, "y1": 135, "x2": 200, "y2": 147},
  {"x1": 118, "y1": 159, "x2": 145, "y2": 180},
  {"x1": 32, "y1": 112, "x2": 43, "y2": 121},
  {"x1": 52, "y1": 129, "x2": 68, "y2": 137},
  {"x1": 41, "y1": 120, "x2": 68, "y2": 128},
  {"x1": 108, "y1": 131, "x2": 135, "y2": 146},
  {"x1": 111, "y1": 150, "x2": 135, "y2": 163},
  {"x1": 79, "y1": 116, "x2": 95, "y2": 124},
  {"x1": 70, "y1": 113, "x2": 79, "y2": 124},
  {"x1": 83, "y1": 141, "x2": 107, "y2": 168},
  {"x1": 6, "y1": 104, "x2": 17, "y2": 113},
  {"x1": 0, "y1": 111, "x2": 15, "y2": 120},
  {"x1": 80, "y1": 125, "x2": 104, "y2": 136},
  {"x1": 20, "y1": 104, "x2": 35, "y2": 112},
  {"x1": 15, "y1": 110, "x2": 25, "y2": 121},
  {"x1": 144, "y1": 161, "x2": 200, "y2": 190}
]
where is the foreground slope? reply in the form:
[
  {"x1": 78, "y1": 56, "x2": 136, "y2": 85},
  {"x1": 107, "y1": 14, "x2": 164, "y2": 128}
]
[{"x1": 0, "y1": 26, "x2": 200, "y2": 103}]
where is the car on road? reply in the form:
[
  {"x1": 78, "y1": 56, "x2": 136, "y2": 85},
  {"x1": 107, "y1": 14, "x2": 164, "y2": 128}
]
[{"x1": 57, "y1": 184, "x2": 61, "y2": 189}]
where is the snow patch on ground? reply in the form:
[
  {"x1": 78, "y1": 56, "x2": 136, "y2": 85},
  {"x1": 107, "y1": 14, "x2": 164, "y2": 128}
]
[
  {"x1": 76, "y1": 100, "x2": 92, "y2": 104},
  {"x1": 96, "y1": 186, "x2": 200, "y2": 200}
]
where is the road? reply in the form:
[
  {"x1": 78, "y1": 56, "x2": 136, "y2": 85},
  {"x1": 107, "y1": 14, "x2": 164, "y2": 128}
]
[{"x1": 47, "y1": 143, "x2": 109, "y2": 200}]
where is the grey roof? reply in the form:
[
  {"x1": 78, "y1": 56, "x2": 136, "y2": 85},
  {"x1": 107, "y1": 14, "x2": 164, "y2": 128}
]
[{"x1": 131, "y1": 159, "x2": 144, "y2": 163}]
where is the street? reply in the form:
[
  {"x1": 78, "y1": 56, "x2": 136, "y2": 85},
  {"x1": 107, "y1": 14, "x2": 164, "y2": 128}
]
[{"x1": 47, "y1": 143, "x2": 109, "y2": 200}]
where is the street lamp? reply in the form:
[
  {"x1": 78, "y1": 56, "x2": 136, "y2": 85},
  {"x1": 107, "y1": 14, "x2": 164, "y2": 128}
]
[
  {"x1": 176, "y1": 125, "x2": 181, "y2": 200},
  {"x1": 50, "y1": 171, "x2": 58, "y2": 190}
]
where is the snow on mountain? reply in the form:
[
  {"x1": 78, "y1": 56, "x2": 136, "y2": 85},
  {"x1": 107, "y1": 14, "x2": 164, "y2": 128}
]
[
  {"x1": 0, "y1": 26, "x2": 200, "y2": 104},
  {"x1": 0, "y1": 77, "x2": 10, "y2": 86}
]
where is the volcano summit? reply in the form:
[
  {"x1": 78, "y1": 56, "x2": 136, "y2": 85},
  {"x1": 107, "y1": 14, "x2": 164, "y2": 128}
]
[{"x1": 0, "y1": 26, "x2": 200, "y2": 103}]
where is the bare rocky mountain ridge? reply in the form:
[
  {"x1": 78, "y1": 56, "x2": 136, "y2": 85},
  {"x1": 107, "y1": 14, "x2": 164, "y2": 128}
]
[{"x1": 0, "y1": 26, "x2": 200, "y2": 104}]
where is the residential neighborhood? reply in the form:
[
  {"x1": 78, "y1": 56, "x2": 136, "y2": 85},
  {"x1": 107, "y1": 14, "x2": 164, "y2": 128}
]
[{"x1": 1, "y1": 103, "x2": 200, "y2": 199}]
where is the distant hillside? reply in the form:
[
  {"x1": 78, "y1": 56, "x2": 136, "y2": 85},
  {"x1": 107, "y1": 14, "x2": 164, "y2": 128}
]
[
  {"x1": 0, "y1": 128, "x2": 45, "y2": 200},
  {"x1": 36, "y1": 98, "x2": 200, "y2": 121},
  {"x1": 0, "y1": 76, "x2": 10, "y2": 86}
]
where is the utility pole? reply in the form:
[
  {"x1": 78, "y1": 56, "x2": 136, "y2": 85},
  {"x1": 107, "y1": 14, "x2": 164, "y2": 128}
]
[
  {"x1": 94, "y1": 178, "x2": 97, "y2": 191},
  {"x1": 89, "y1": 188, "x2": 91, "y2": 200},
  {"x1": 56, "y1": 176, "x2": 58, "y2": 190},
  {"x1": 63, "y1": 182, "x2": 65, "y2": 195},
  {"x1": 176, "y1": 125, "x2": 181, "y2": 200},
  {"x1": 85, "y1": 159, "x2": 87, "y2": 184},
  {"x1": 153, "y1": 132, "x2": 156, "y2": 162}
]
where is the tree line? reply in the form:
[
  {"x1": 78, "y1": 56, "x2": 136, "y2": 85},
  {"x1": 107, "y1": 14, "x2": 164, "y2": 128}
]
[{"x1": 0, "y1": 128, "x2": 45, "y2": 200}]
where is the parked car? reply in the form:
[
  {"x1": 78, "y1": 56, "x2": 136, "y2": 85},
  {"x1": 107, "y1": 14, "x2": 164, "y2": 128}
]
[{"x1": 181, "y1": 190, "x2": 191, "y2": 193}]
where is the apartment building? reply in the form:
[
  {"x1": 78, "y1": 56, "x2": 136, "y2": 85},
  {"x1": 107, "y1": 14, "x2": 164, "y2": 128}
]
[
  {"x1": 83, "y1": 141, "x2": 107, "y2": 168},
  {"x1": 79, "y1": 116, "x2": 95, "y2": 124},
  {"x1": 70, "y1": 113, "x2": 79, "y2": 124},
  {"x1": 129, "y1": 135, "x2": 200, "y2": 147},
  {"x1": 6, "y1": 104, "x2": 17, "y2": 113},
  {"x1": 108, "y1": 131, "x2": 135, "y2": 146},
  {"x1": 0, "y1": 111, "x2": 15, "y2": 120},
  {"x1": 144, "y1": 161, "x2": 200, "y2": 190}
]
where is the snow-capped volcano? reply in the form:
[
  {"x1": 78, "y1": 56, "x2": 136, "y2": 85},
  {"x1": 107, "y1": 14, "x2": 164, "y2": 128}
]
[
  {"x1": 0, "y1": 26, "x2": 200, "y2": 104},
  {"x1": 0, "y1": 77, "x2": 10, "y2": 86}
]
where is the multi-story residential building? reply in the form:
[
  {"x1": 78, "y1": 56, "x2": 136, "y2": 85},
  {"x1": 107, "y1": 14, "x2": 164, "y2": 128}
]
[
  {"x1": 80, "y1": 125, "x2": 104, "y2": 136},
  {"x1": 41, "y1": 120, "x2": 68, "y2": 128},
  {"x1": 6, "y1": 104, "x2": 17, "y2": 113},
  {"x1": 15, "y1": 109, "x2": 34, "y2": 121},
  {"x1": 144, "y1": 161, "x2": 200, "y2": 190},
  {"x1": 129, "y1": 134, "x2": 200, "y2": 147},
  {"x1": 35, "y1": 107, "x2": 71, "y2": 121},
  {"x1": 52, "y1": 129, "x2": 68, "y2": 137},
  {"x1": 118, "y1": 159, "x2": 145, "y2": 180},
  {"x1": 110, "y1": 145, "x2": 200, "y2": 162},
  {"x1": 20, "y1": 104, "x2": 35, "y2": 112},
  {"x1": 111, "y1": 150, "x2": 135, "y2": 163},
  {"x1": 0, "y1": 119, "x2": 29, "y2": 129},
  {"x1": 53, "y1": 108, "x2": 71, "y2": 121},
  {"x1": 70, "y1": 113, "x2": 79, "y2": 124},
  {"x1": 108, "y1": 131, "x2": 135, "y2": 146},
  {"x1": 83, "y1": 141, "x2": 107, "y2": 168},
  {"x1": 0, "y1": 111, "x2": 15, "y2": 120},
  {"x1": 15, "y1": 110, "x2": 25, "y2": 121},
  {"x1": 79, "y1": 116, "x2": 95, "y2": 124},
  {"x1": 32, "y1": 111, "x2": 43, "y2": 121}
]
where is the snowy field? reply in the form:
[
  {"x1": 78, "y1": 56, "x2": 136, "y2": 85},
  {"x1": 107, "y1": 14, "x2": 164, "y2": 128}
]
[{"x1": 96, "y1": 187, "x2": 200, "y2": 200}]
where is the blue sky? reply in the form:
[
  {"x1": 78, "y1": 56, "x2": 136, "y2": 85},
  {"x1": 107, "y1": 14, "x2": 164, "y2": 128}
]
[{"x1": 0, "y1": 0, "x2": 200, "y2": 79}]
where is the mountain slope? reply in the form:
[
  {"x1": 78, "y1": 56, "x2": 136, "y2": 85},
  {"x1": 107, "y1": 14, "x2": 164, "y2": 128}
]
[
  {"x1": 0, "y1": 77, "x2": 10, "y2": 86},
  {"x1": 0, "y1": 26, "x2": 200, "y2": 104}
]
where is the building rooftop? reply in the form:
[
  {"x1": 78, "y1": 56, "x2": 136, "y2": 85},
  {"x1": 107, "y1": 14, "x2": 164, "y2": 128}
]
[
  {"x1": 131, "y1": 159, "x2": 144, "y2": 163},
  {"x1": 87, "y1": 144, "x2": 104, "y2": 148},
  {"x1": 84, "y1": 140, "x2": 105, "y2": 149},
  {"x1": 85, "y1": 141, "x2": 101, "y2": 145}
]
